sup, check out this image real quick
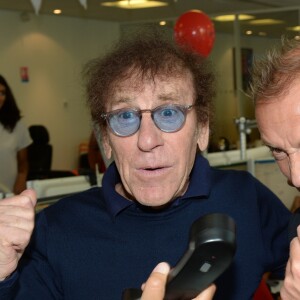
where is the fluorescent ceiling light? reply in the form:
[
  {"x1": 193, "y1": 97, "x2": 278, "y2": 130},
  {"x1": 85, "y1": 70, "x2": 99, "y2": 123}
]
[
  {"x1": 258, "y1": 32, "x2": 267, "y2": 36},
  {"x1": 101, "y1": 0, "x2": 168, "y2": 9},
  {"x1": 287, "y1": 25, "x2": 300, "y2": 31},
  {"x1": 248, "y1": 19, "x2": 284, "y2": 25},
  {"x1": 53, "y1": 9, "x2": 62, "y2": 14},
  {"x1": 213, "y1": 14, "x2": 254, "y2": 22}
]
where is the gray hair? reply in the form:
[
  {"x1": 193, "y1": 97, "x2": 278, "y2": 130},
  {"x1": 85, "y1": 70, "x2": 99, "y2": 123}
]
[{"x1": 250, "y1": 37, "x2": 300, "y2": 103}]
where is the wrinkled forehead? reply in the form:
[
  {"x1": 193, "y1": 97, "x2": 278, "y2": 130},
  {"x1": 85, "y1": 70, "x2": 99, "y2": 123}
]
[
  {"x1": 105, "y1": 67, "x2": 195, "y2": 105},
  {"x1": 255, "y1": 88, "x2": 300, "y2": 137}
]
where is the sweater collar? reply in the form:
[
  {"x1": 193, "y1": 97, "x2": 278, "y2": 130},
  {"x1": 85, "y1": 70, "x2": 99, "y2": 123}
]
[{"x1": 102, "y1": 154, "x2": 212, "y2": 217}]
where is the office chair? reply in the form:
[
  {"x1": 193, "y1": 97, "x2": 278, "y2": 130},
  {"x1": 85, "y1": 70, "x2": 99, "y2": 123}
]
[{"x1": 27, "y1": 125, "x2": 53, "y2": 180}]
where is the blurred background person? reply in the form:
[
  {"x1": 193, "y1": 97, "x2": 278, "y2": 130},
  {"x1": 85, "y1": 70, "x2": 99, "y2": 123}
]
[
  {"x1": 87, "y1": 131, "x2": 106, "y2": 174},
  {"x1": 0, "y1": 75, "x2": 31, "y2": 194}
]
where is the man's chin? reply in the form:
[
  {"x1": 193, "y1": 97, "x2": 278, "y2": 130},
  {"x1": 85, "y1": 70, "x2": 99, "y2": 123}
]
[
  {"x1": 136, "y1": 199, "x2": 173, "y2": 210},
  {"x1": 134, "y1": 193, "x2": 174, "y2": 209}
]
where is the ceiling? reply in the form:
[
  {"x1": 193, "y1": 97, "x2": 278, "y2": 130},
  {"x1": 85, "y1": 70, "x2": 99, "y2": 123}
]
[
  {"x1": 1, "y1": 0, "x2": 300, "y2": 37},
  {"x1": 0, "y1": 0, "x2": 299, "y2": 23}
]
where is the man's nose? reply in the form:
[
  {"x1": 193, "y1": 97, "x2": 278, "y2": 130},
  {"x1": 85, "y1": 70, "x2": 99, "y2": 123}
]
[
  {"x1": 137, "y1": 114, "x2": 163, "y2": 151},
  {"x1": 289, "y1": 153, "x2": 300, "y2": 188}
]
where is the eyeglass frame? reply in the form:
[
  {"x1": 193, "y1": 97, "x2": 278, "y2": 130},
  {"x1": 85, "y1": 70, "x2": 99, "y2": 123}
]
[{"x1": 100, "y1": 103, "x2": 196, "y2": 137}]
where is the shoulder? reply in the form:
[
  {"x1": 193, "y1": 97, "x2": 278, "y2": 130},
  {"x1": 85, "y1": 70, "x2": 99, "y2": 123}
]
[
  {"x1": 14, "y1": 119, "x2": 28, "y2": 131},
  {"x1": 211, "y1": 167, "x2": 258, "y2": 185},
  {"x1": 209, "y1": 167, "x2": 284, "y2": 209},
  {"x1": 39, "y1": 187, "x2": 108, "y2": 222},
  {"x1": 13, "y1": 119, "x2": 30, "y2": 137},
  {"x1": 50, "y1": 187, "x2": 104, "y2": 210},
  {"x1": 14, "y1": 119, "x2": 32, "y2": 148}
]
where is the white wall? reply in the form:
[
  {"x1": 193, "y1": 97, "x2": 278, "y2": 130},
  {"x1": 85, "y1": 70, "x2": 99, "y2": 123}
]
[
  {"x1": 0, "y1": 10, "x2": 120, "y2": 170},
  {"x1": 0, "y1": 10, "x2": 284, "y2": 170}
]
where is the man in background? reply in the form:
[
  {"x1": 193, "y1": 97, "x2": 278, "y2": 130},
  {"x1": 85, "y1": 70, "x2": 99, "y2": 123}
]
[{"x1": 251, "y1": 37, "x2": 300, "y2": 300}]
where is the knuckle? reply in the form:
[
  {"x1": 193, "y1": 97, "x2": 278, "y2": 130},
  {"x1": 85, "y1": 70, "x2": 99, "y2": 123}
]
[
  {"x1": 22, "y1": 231, "x2": 32, "y2": 244},
  {"x1": 290, "y1": 260, "x2": 300, "y2": 279},
  {"x1": 19, "y1": 195, "x2": 33, "y2": 207},
  {"x1": 146, "y1": 275, "x2": 165, "y2": 288}
]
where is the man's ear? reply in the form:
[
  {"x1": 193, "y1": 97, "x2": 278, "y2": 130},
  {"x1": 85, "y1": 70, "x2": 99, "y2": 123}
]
[
  {"x1": 102, "y1": 130, "x2": 112, "y2": 160},
  {"x1": 197, "y1": 123, "x2": 209, "y2": 152}
]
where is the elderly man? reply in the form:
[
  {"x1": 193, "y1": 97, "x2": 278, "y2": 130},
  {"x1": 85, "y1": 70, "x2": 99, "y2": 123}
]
[
  {"x1": 251, "y1": 37, "x2": 300, "y2": 300},
  {"x1": 0, "y1": 31, "x2": 291, "y2": 299}
]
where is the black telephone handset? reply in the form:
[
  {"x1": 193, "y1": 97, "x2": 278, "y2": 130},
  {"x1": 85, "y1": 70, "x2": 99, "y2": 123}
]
[{"x1": 123, "y1": 213, "x2": 236, "y2": 300}]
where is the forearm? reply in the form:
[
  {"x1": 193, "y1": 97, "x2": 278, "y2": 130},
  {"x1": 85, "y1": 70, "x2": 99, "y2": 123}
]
[
  {"x1": 14, "y1": 151, "x2": 29, "y2": 194},
  {"x1": 13, "y1": 172, "x2": 27, "y2": 195}
]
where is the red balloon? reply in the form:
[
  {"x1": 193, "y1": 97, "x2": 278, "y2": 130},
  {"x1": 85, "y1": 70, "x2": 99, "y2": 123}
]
[{"x1": 174, "y1": 10, "x2": 215, "y2": 57}]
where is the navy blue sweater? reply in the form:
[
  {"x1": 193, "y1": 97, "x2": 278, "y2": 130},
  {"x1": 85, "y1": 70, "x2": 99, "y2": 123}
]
[{"x1": 0, "y1": 155, "x2": 291, "y2": 299}]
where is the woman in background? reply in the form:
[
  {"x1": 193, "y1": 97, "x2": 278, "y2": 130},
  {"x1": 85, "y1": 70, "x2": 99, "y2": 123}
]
[
  {"x1": 87, "y1": 131, "x2": 106, "y2": 174},
  {"x1": 0, "y1": 75, "x2": 31, "y2": 194}
]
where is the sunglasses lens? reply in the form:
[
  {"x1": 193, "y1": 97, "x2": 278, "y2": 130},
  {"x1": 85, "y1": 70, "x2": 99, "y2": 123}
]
[
  {"x1": 108, "y1": 109, "x2": 140, "y2": 136},
  {"x1": 153, "y1": 105, "x2": 186, "y2": 132}
]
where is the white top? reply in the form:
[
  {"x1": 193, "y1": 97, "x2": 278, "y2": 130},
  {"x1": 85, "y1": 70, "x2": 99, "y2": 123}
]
[{"x1": 0, "y1": 119, "x2": 32, "y2": 193}]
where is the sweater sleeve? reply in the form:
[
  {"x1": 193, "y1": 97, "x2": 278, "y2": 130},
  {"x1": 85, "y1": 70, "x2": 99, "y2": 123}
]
[
  {"x1": 8, "y1": 212, "x2": 63, "y2": 299},
  {"x1": 0, "y1": 271, "x2": 19, "y2": 299}
]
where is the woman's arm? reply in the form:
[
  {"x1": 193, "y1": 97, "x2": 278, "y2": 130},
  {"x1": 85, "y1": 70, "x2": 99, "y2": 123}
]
[{"x1": 13, "y1": 147, "x2": 29, "y2": 194}]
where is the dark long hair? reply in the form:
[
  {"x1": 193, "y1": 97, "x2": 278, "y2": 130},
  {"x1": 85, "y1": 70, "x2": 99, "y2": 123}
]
[{"x1": 0, "y1": 75, "x2": 21, "y2": 132}]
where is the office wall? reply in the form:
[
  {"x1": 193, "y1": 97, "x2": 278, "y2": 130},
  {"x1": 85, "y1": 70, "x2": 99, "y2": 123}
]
[
  {"x1": 0, "y1": 10, "x2": 282, "y2": 171},
  {"x1": 0, "y1": 10, "x2": 120, "y2": 170},
  {"x1": 210, "y1": 33, "x2": 280, "y2": 148}
]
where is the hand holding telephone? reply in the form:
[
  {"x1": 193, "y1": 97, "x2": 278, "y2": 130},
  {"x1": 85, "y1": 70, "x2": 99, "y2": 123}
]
[{"x1": 123, "y1": 213, "x2": 236, "y2": 300}]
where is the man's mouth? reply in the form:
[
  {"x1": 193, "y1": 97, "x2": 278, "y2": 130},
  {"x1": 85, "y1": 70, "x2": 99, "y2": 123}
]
[
  {"x1": 137, "y1": 165, "x2": 170, "y2": 176},
  {"x1": 143, "y1": 166, "x2": 163, "y2": 171}
]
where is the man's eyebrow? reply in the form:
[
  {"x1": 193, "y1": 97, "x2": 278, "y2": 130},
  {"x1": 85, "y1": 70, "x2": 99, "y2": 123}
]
[
  {"x1": 111, "y1": 92, "x2": 181, "y2": 104},
  {"x1": 110, "y1": 97, "x2": 134, "y2": 106},
  {"x1": 261, "y1": 141, "x2": 273, "y2": 149},
  {"x1": 258, "y1": 136, "x2": 271, "y2": 147},
  {"x1": 263, "y1": 142, "x2": 284, "y2": 151},
  {"x1": 157, "y1": 92, "x2": 181, "y2": 101}
]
